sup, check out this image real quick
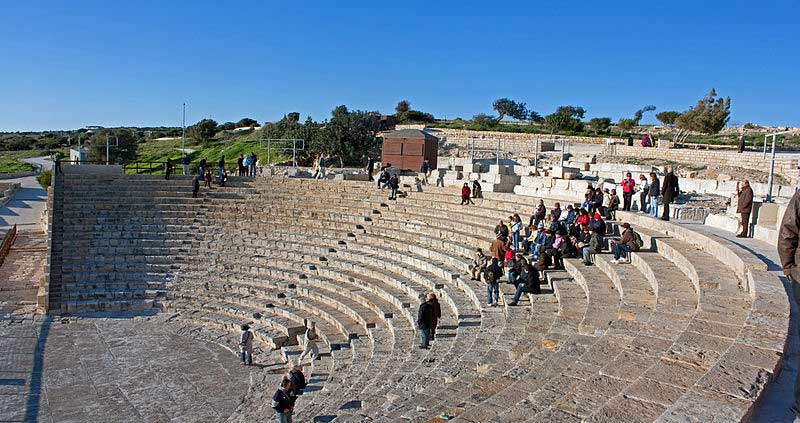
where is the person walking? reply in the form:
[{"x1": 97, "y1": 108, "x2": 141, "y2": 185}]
[
  {"x1": 648, "y1": 172, "x2": 660, "y2": 218},
  {"x1": 366, "y1": 156, "x2": 375, "y2": 181},
  {"x1": 237, "y1": 154, "x2": 245, "y2": 177},
  {"x1": 164, "y1": 159, "x2": 173, "y2": 180},
  {"x1": 472, "y1": 180, "x2": 483, "y2": 198},
  {"x1": 621, "y1": 172, "x2": 635, "y2": 211},
  {"x1": 417, "y1": 296, "x2": 435, "y2": 349},
  {"x1": 198, "y1": 158, "x2": 207, "y2": 177},
  {"x1": 316, "y1": 154, "x2": 327, "y2": 179},
  {"x1": 239, "y1": 324, "x2": 254, "y2": 366},
  {"x1": 661, "y1": 168, "x2": 679, "y2": 221},
  {"x1": 638, "y1": 174, "x2": 649, "y2": 213},
  {"x1": 218, "y1": 156, "x2": 225, "y2": 179},
  {"x1": 428, "y1": 293, "x2": 441, "y2": 341},
  {"x1": 250, "y1": 152, "x2": 258, "y2": 176},
  {"x1": 420, "y1": 159, "x2": 430, "y2": 185},
  {"x1": 461, "y1": 183, "x2": 473, "y2": 205},
  {"x1": 490, "y1": 234, "x2": 506, "y2": 261},
  {"x1": 297, "y1": 322, "x2": 319, "y2": 364},
  {"x1": 484, "y1": 258, "x2": 503, "y2": 307},
  {"x1": 191, "y1": 175, "x2": 200, "y2": 198},
  {"x1": 288, "y1": 365, "x2": 306, "y2": 396},
  {"x1": 204, "y1": 170, "x2": 212, "y2": 188},
  {"x1": 778, "y1": 191, "x2": 800, "y2": 418},
  {"x1": 272, "y1": 379, "x2": 294, "y2": 423},
  {"x1": 181, "y1": 154, "x2": 190, "y2": 175},
  {"x1": 737, "y1": 179, "x2": 754, "y2": 238}
]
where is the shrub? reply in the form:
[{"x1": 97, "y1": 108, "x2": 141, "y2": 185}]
[{"x1": 37, "y1": 171, "x2": 52, "y2": 189}]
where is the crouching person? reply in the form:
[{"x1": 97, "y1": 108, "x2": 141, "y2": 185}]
[{"x1": 509, "y1": 263, "x2": 541, "y2": 306}]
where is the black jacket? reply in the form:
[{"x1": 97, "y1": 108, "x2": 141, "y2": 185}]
[
  {"x1": 524, "y1": 268, "x2": 541, "y2": 294},
  {"x1": 662, "y1": 173, "x2": 679, "y2": 203},
  {"x1": 417, "y1": 301, "x2": 434, "y2": 329},
  {"x1": 289, "y1": 370, "x2": 306, "y2": 394}
]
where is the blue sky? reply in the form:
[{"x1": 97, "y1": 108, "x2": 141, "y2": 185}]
[{"x1": 0, "y1": 0, "x2": 797, "y2": 131}]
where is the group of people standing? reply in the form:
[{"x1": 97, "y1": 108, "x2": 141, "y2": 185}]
[{"x1": 587, "y1": 169, "x2": 680, "y2": 222}]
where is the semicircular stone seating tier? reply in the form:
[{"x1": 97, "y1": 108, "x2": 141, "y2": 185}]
[{"x1": 49, "y1": 173, "x2": 790, "y2": 423}]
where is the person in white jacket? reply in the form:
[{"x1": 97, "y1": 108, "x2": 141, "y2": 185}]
[{"x1": 297, "y1": 322, "x2": 319, "y2": 365}]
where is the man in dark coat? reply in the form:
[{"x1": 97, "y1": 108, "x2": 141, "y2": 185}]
[
  {"x1": 660, "y1": 168, "x2": 679, "y2": 221},
  {"x1": 191, "y1": 175, "x2": 200, "y2": 198},
  {"x1": 777, "y1": 190, "x2": 800, "y2": 417},
  {"x1": 737, "y1": 180, "x2": 754, "y2": 237},
  {"x1": 366, "y1": 156, "x2": 375, "y2": 181},
  {"x1": 417, "y1": 298, "x2": 435, "y2": 349}
]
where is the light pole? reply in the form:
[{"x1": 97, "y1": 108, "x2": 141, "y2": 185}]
[
  {"x1": 182, "y1": 103, "x2": 186, "y2": 153},
  {"x1": 765, "y1": 129, "x2": 794, "y2": 202}
]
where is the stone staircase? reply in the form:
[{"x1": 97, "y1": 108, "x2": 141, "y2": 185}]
[{"x1": 49, "y1": 173, "x2": 790, "y2": 422}]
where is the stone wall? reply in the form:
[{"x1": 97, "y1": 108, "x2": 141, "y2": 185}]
[
  {"x1": 601, "y1": 145, "x2": 800, "y2": 183},
  {"x1": 428, "y1": 128, "x2": 620, "y2": 155}
]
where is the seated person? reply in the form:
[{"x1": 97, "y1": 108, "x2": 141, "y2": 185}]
[
  {"x1": 509, "y1": 263, "x2": 541, "y2": 305},
  {"x1": 610, "y1": 223, "x2": 639, "y2": 264},
  {"x1": 470, "y1": 248, "x2": 488, "y2": 281}
]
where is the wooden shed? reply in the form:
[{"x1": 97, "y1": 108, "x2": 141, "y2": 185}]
[{"x1": 381, "y1": 129, "x2": 439, "y2": 171}]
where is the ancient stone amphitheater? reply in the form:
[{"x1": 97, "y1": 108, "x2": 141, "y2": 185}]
[{"x1": 39, "y1": 167, "x2": 790, "y2": 422}]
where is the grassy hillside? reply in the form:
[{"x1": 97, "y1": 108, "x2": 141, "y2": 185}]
[{"x1": 0, "y1": 150, "x2": 43, "y2": 173}]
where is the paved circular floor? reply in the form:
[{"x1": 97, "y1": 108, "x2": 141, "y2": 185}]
[{"x1": 14, "y1": 316, "x2": 254, "y2": 423}]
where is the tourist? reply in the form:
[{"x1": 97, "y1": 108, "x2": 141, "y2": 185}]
[
  {"x1": 239, "y1": 324, "x2": 254, "y2": 366},
  {"x1": 531, "y1": 223, "x2": 547, "y2": 257},
  {"x1": 590, "y1": 212, "x2": 606, "y2": 236},
  {"x1": 550, "y1": 230, "x2": 566, "y2": 269},
  {"x1": 510, "y1": 214, "x2": 522, "y2": 250},
  {"x1": 621, "y1": 172, "x2": 635, "y2": 211},
  {"x1": 551, "y1": 202, "x2": 562, "y2": 222},
  {"x1": 484, "y1": 258, "x2": 502, "y2": 307},
  {"x1": 472, "y1": 180, "x2": 483, "y2": 198},
  {"x1": 563, "y1": 204, "x2": 576, "y2": 227},
  {"x1": 237, "y1": 154, "x2": 245, "y2": 176},
  {"x1": 575, "y1": 209, "x2": 590, "y2": 228},
  {"x1": 580, "y1": 226, "x2": 601, "y2": 265},
  {"x1": 204, "y1": 170, "x2": 212, "y2": 188},
  {"x1": 181, "y1": 154, "x2": 190, "y2": 175},
  {"x1": 661, "y1": 168, "x2": 679, "y2": 221},
  {"x1": 737, "y1": 133, "x2": 746, "y2": 153},
  {"x1": 315, "y1": 154, "x2": 327, "y2": 179},
  {"x1": 250, "y1": 152, "x2": 258, "y2": 176},
  {"x1": 366, "y1": 156, "x2": 375, "y2": 181},
  {"x1": 288, "y1": 365, "x2": 306, "y2": 395},
  {"x1": 470, "y1": 248, "x2": 488, "y2": 281},
  {"x1": 533, "y1": 245, "x2": 551, "y2": 274},
  {"x1": 610, "y1": 223, "x2": 640, "y2": 264},
  {"x1": 272, "y1": 378, "x2": 294, "y2": 423},
  {"x1": 428, "y1": 293, "x2": 441, "y2": 341},
  {"x1": 218, "y1": 156, "x2": 225, "y2": 178},
  {"x1": 297, "y1": 322, "x2": 319, "y2": 364},
  {"x1": 53, "y1": 152, "x2": 63, "y2": 174},
  {"x1": 191, "y1": 175, "x2": 200, "y2": 198},
  {"x1": 420, "y1": 159, "x2": 430, "y2": 184},
  {"x1": 648, "y1": 172, "x2": 660, "y2": 218},
  {"x1": 436, "y1": 168, "x2": 445, "y2": 187},
  {"x1": 777, "y1": 190, "x2": 800, "y2": 418},
  {"x1": 496, "y1": 220, "x2": 509, "y2": 241},
  {"x1": 417, "y1": 295, "x2": 435, "y2": 348},
  {"x1": 509, "y1": 263, "x2": 541, "y2": 305},
  {"x1": 638, "y1": 174, "x2": 649, "y2": 213},
  {"x1": 532, "y1": 200, "x2": 546, "y2": 227},
  {"x1": 377, "y1": 166, "x2": 390, "y2": 189},
  {"x1": 737, "y1": 179, "x2": 754, "y2": 238},
  {"x1": 506, "y1": 252, "x2": 520, "y2": 285},
  {"x1": 641, "y1": 134, "x2": 649, "y2": 148},
  {"x1": 461, "y1": 183, "x2": 473, "y2": 205},
  {"x1": 199, "y1": 158, "x2": 207, "y2": 177},
  {"x1": 601, "y1": 188, "x2": 612, "y2": 219},
  {"x1": 607, "y1": 189, "x2": 620, "y2": 221},
  {"x1": 219, "y1": 170, "x2": 228, "y2": 187},
  {"x1": 388, "y1": 173, "x2": 400, "y2": 200},
  {"x1": 164, "y1": 159, "x2": 173, "y2": 180},
  {"x1": 592, "y1": 188, "x2": 604, "y2": 215}
]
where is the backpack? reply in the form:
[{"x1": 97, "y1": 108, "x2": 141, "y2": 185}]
[
  {"x1": 485, "y1": 271, "x2": 496, "y2": 284},
  {"x1": 632, "y1": 231, "x2": 644, "y2": 249}
]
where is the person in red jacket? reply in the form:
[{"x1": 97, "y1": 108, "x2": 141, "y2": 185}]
[
  {"x1": 461, "y1": 183, "x2": 473, "y2": 205},
  {"x1": 621, "y1": 172, "x2": 636, "y2": 211}
]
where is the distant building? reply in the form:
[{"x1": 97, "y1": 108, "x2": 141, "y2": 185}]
[{"x1": 84, "y1": 126, "x2": 104, "y2": 131}]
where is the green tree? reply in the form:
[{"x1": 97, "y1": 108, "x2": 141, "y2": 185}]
[
  {"x1": 632, "y1": 105, "x2": 656, "y2": 124},
  {"x1": 331, "y1": 105, "x2": 349, "y2": 119},
  {"x1": 587, "y1": 117, "x2": 612, "y2": 135},
  {"x1": 187, "y1": 118, "x2": 218, "y2": 144},
  {"x1": 286, "y1": 112, "x2": 300, "y2": 123},
  {"x1": 312, "y1": 108, "x2": 380, "y2": 167},
  {"x1": 395, "y1": 100, "x2": 410, "y2": 114},
  {"x1": 492, "y1": 98, "x2": 530, "y2": 121},
  {"x1": 655, "y1": 111, "x2": 681, "y2": 126},
  {"x1": 617, "y1": 118, "x2": 636, "y2": 135},
  {"x1": 86, "y1": 128, "x2": 139, "y2": 163},
  {"x1": 471, "y1": 114, "x2": 500, "y2": 130},
  {"x1": 544, "y1": 106, "x2": 585, "y2": 133},
  {"x1": 219, "y1": 122, "x2": 236, "y2": 131},
  {"x1": 235, "y1": 118, "x2": 258, "y2": 128},
  {"x1": 675, "y1": 88, "x2": 731, "y2": 134}
]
